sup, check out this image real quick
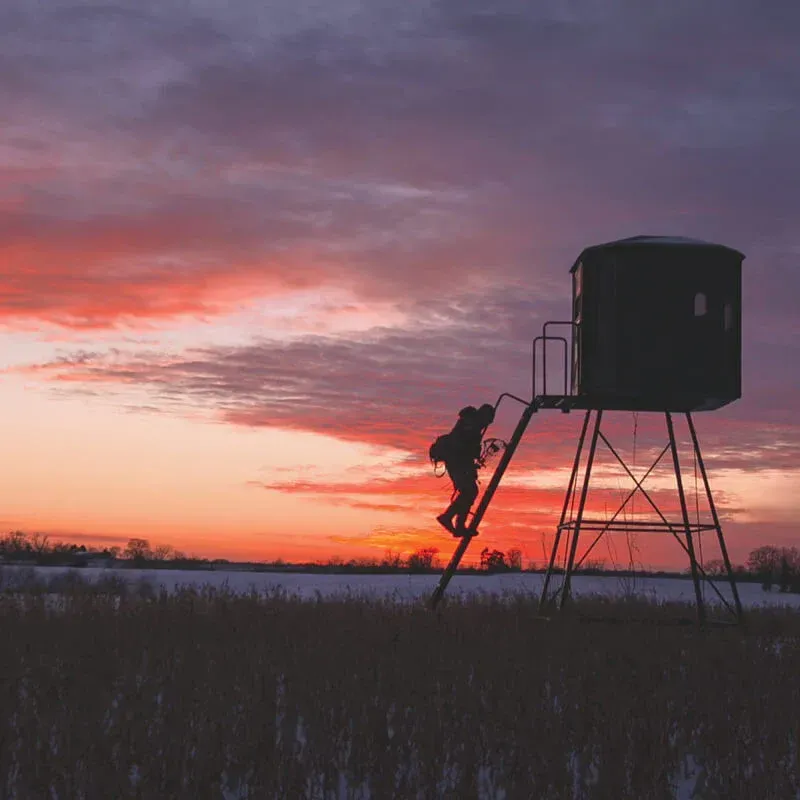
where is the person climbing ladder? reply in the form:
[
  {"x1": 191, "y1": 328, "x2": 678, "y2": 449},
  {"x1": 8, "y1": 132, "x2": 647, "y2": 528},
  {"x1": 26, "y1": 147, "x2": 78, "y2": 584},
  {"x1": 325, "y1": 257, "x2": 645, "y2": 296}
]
[{"x1": 430, "y1": 403, "x2": 496, "y2": 536}]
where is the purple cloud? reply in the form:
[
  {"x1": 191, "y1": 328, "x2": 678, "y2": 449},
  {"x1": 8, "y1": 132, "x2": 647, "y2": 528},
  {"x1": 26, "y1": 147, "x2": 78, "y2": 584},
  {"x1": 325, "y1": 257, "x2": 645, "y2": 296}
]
[{"x1": 0, "y1": 0, "x2": 798, "y2": 329}]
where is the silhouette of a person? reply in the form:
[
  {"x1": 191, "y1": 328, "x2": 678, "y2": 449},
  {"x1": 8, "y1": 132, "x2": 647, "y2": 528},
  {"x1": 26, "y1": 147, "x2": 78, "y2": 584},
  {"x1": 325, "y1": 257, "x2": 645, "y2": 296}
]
[{"x1": 436, "y1": 403, "x2": 495, "y2": 536}]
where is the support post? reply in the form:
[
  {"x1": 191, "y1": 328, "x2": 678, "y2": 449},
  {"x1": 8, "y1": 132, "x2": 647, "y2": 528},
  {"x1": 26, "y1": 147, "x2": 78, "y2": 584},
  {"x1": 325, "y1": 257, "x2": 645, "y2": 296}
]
[
  {"x1": 429, "y1": 402, "x2": 538, "y2": 610},
  {"x1": 686, "y1": 412, "x2": 744, "y2": 623},
  {"x1": 559, "y1": 409, "x2": 603, "y2": 609},
  {"x1": 666, "y1": 412, "x2": 705, "y2": 624},
  {"x1": 536, "y1": 408, "x2": 740, "y2": 624},
  {"x1": 539, "y1": 409, "x2": 591, "y2": 611}
]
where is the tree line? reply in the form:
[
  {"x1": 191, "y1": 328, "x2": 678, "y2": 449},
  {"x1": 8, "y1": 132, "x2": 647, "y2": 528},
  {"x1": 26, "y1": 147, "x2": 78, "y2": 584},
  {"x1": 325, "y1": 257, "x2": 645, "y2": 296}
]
[
  {"x1": 1, "y1": 530, "x2": 799, "y2": 585},
  {"x1": 0, "y1": 532, "x2": 529, "y2": 575},
  {"x1": 745, "y1": 545, "x2": 800, "y2": 593},
  {"x1": 0, "y1": 532, "x2": 212, "y2": 570}
]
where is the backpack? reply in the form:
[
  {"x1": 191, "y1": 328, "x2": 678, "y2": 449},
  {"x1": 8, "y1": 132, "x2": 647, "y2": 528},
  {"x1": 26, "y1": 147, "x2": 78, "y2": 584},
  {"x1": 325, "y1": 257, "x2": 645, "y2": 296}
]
[{"x1": 429, "y1": 433, "x2": 453, "y2": 466}]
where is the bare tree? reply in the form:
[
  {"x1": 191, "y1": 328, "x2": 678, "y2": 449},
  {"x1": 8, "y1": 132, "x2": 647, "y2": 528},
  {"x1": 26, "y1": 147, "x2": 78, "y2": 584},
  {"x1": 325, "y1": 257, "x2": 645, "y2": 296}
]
[
  {"x1": 703, "y1": 559, "x2": 727, "y2": 576},
  {"x1": 747, "y1": 546, "x2": 782, "y2": 590},
  {"x1": 2, "y1": 531, "x2": 29, "y2": 554},
  {"x1": 152, "y1": 544, "x2": 174, "y2": 561},
  {"x1": 125, "y1": 538, "x2": 152, "y2": 564},
  {"x1": 30, "y1": 532, "x2": 50, "y2": 555},
  {"x1": 507, "y1": 548, "x2": 523, "y2": 572},
  {"x1": 480, "y1": 548, "x2": 509, "y2": 573},
  {"x1": 381, "y1": 550, "x2": 404, "y2": 570},
  {"x1": 407, "y1": 548, "x2": 439, "y2": 572}
]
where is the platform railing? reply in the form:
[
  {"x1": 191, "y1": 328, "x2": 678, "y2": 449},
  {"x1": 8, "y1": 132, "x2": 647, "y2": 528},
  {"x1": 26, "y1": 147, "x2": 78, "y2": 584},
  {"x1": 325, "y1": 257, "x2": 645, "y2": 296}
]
[{"x1": 532, "y1": 320, "x2": 578, "y2": 406}]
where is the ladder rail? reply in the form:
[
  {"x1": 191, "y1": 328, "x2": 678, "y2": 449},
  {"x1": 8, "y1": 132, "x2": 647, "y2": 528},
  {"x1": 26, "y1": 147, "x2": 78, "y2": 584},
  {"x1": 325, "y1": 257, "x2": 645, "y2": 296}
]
[{"x1": 429, "y1": 400, "x2": 538, "y2": 610}]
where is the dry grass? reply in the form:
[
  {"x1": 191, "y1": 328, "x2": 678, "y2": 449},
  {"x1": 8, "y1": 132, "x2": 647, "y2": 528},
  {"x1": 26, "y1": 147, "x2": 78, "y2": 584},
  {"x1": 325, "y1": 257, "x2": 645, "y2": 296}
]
[{"x1": 1, "y1": 579, "x2": 799, "y2": 799}]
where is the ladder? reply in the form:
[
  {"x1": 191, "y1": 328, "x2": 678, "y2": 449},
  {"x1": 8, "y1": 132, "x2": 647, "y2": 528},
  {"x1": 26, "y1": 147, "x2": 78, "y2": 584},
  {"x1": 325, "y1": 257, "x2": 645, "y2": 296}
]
[
  {"x1": 428, "y1": 323, "x2": 572, "y2": 610},
  {"x1": 429, "y1": 394, "x2": 537, "y2": 610}
]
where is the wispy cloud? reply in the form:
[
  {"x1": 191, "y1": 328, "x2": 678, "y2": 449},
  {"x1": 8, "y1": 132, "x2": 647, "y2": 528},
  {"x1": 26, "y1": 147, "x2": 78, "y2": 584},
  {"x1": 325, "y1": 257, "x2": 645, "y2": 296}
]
[{"x1": 15, "y1": 296, "x2": 800, "y2": 475}]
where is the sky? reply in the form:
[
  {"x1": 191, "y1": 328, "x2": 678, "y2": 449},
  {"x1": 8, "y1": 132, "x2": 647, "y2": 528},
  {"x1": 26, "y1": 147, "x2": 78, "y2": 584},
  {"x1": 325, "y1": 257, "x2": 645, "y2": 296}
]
[{"x1": 1, "y1": 0, "x2": 799, "y2": 568}]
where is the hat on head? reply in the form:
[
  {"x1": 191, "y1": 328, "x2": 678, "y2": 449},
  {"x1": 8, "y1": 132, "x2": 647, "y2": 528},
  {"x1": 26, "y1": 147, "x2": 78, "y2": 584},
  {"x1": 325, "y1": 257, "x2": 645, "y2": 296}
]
[{"x1": 477, "y1": 403, "x2": 495, "y2": 424}]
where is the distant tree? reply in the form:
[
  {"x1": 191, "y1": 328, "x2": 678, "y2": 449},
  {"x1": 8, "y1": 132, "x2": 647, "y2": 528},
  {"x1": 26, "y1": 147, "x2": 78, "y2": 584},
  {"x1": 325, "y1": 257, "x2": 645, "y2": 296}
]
[
  {"x1": 507, "y1": 548, "x2": 523, "y2": 572},
  {"x1": 2, "y1": 531, "x2": 30, "y2": 555},
  {"x1": 779, "y1": 555, "x2": 792, "y2": 593},
  {"x1": 30, "y1": 532, "x2": 50, "y2": 555},
  {"x1": 773, "y1": 548, "x2": 800, "y2": 592},
  {"x1": 703, "y1": 559, "x2": 727, "y2": 576},
  {"x1": 480, "y1": 548, "x2": 509, "y2": 573},
  {"x1": 747, "y1": 545, "x2": 783, "y2": 590},
  {"x1": 407, "y1": 548, "x2": 439, "y2": 572},
  {"x1": 152, "y1": 544, "x2": 174, "y2": 561},
  {"x1": 747, "y1": 546, "x2": 781, "y2": 575},
  {"x1": 125, "y1": 538, "x2": 152, "y2": 565},
  {"x1": 381, "y1": 550, "x2": 404, "y2": 570}
]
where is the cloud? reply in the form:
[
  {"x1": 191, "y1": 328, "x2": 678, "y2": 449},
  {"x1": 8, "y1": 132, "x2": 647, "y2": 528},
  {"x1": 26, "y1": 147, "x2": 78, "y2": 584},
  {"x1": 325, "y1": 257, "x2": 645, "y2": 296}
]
[
  {"x1": 16, "y1": 287, "x2": 800, "y2": 478},
  {"x1": 11, "y1": 291, "x2": 536, "y2": 448},
  {"x1": 0, "y1": 0, "x2": 798, "y2": 330},
  {"x1": 267, "y1": 462, "x2": 750, "y2": 562}
]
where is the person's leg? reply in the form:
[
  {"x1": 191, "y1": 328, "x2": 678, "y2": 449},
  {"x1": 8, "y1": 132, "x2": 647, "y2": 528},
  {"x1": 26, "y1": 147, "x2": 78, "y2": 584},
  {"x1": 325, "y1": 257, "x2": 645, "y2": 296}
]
[
  {"x1": 436, "y1": 464, "x2": 460, "y2": 533},
  {"x1": 452, "y1": 468, "x2": 478, "y2": 533},
  {"x1": 436, "y1": 508, "x2": 457, "y2": 533}
]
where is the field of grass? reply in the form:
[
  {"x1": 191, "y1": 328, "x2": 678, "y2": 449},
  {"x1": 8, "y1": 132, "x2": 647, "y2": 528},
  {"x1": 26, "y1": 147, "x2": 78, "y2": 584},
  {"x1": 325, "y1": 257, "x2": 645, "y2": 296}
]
[{"x1": 2, "y1": 578, "x2": 799, "y2": 799}]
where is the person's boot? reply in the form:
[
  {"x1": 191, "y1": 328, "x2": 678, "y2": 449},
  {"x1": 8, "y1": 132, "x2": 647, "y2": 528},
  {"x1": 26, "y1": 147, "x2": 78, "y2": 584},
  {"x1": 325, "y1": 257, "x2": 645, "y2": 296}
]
[
  {"x1": 436, "y1": 513, "x2": 456, "y2": 534},
  {"x1": 454, "y1": 513, "x2": 479, "y2": 538}
]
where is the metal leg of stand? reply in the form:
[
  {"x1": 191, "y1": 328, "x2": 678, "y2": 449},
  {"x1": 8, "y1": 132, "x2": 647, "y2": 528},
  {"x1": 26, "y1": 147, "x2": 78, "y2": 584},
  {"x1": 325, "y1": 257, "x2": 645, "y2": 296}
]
[
  {"x1": 559, "y1": 409, "x2": 603, "y2": 610},
  {"x1": 666, "y1": 412, "x2": 705, "y2": 625},
  {"x1": 429, "y1": 402, "x2": 537, "y2": 610},
  {"x1": 686, "y1": 413, "x2": 744, "y2": 623},
  {"x1": 540, "y1": 409, "x2": 591, "y2": 612}
]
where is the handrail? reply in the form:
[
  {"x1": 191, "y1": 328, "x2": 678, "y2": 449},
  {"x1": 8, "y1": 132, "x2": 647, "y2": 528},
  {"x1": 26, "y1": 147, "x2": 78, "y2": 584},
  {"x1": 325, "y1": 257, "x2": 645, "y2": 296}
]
[
  {"x1": 532, "y1": 319, "x2": 579, "y2": 400},
  {"x1": 494, "y1": 391, "x2": 532, "y2": 411},
  {"x1": 542, "y1": 320, "x2": 577, "y2": 335},
  {"x1": 532, "y1": 335, "x2": 568, "y2": 398},
  {"x1": 543, "y1": 320, "x2": 579, "y2": 397}
]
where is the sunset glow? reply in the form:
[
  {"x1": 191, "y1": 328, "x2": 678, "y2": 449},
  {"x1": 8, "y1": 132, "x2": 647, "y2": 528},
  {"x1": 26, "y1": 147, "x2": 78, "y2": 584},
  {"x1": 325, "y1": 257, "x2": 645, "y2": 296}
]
[{"x1": 1, "y1": 1, "x2": 799, "y2": 568}]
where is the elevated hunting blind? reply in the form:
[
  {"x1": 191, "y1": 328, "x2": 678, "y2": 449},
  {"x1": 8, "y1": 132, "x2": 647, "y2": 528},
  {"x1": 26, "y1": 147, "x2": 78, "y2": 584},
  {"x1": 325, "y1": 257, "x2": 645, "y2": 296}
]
[
  {"x1": 570, "y1": 235, "x2": 743, "y2": 411},
  {"x1": 431, "y1": 234, "x2": 746, "y2": 625}
]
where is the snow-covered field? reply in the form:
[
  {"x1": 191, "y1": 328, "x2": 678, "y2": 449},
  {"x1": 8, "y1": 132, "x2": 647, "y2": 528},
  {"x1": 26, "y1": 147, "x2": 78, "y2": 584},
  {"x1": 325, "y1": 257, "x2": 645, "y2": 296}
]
[
  {"x1": 3, "y1": 565, "x2": 799, "y2": 798},
  {"x1": 4, "y1": 564, "x2": 800, "y2": 609}
]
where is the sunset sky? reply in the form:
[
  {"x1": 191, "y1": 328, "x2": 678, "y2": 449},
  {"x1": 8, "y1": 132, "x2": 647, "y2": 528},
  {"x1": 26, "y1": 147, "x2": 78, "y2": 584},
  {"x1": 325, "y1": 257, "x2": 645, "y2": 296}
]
[{"x1": 1, "y1": 0, "x2": 798, "y2": 568}]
